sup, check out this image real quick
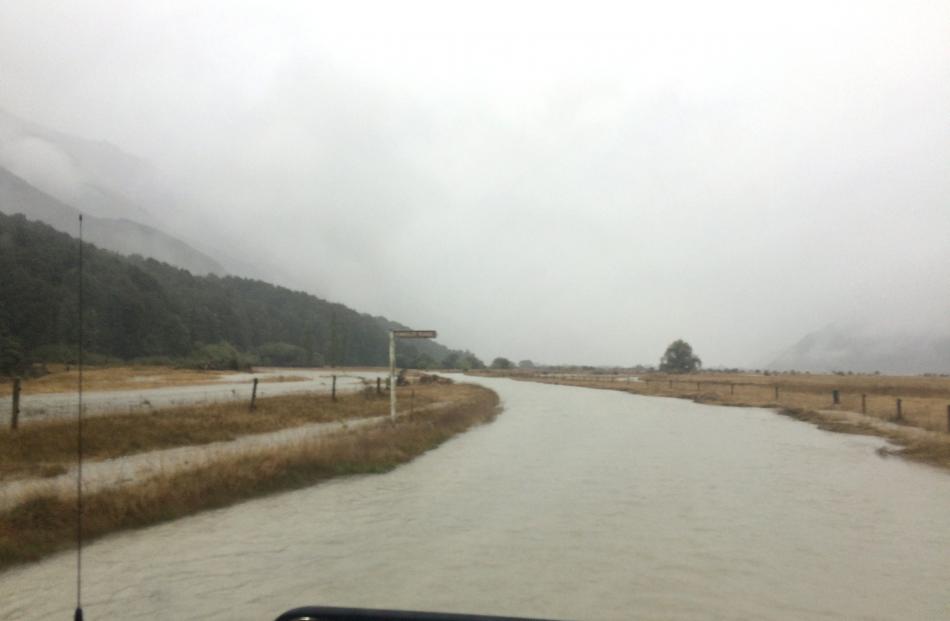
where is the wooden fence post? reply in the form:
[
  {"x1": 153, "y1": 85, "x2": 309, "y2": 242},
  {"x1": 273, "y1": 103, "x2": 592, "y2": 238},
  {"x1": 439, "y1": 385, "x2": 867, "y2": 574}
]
[
  {"x1": 774, "y1": 385, "x2": 779, "y2": 401},
  {"x1": 861, "y1": 394, "x2": 867, "y2": 414},
  {"x1": 730, "y1": 383, "x2": 735, "y2": 396},
  {"x1": 332, "y1": 375, "x2": 337, "y2": 401},
  {"x1": 832, "y1": 389, "x2": 839, "y2": 405},
  {"x1": 895, "y1": 398, "x2": 902, "y2": 421},
  {"x1": 376, "y1": 377, "x2": 382, "y2": 396},
  {"x1": 249, "y1": 377, "x2": 259, "y2": 411},
  {"x1": 11, "y1": 378, "x2": 21, "y2": 430}
]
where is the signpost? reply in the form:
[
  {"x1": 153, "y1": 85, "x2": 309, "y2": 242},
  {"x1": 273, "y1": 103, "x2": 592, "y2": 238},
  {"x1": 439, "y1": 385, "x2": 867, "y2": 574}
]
[
  {"x1": 390, "y1": 329, "x2": 437, "y2": 419},
  {"x1": 392, "y1": 330, "x2": 437, "y2": 339}
]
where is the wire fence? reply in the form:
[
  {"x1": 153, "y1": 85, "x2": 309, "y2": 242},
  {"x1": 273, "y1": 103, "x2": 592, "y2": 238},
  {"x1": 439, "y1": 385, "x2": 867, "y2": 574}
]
[
  {"x1": 530, "y1": 373, "x2": 950, "y2": 433},
  {"x1": 0, "y1": 374, "x2": 380, "y2": 427}
]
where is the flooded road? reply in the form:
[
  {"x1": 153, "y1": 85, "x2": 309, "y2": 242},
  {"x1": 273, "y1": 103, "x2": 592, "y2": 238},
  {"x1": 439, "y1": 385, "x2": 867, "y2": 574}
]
[
  {"x1": 1, "y1": 376, "x2": 949, "y2": 620},
  {"x1": 0, "y1": 368, "x2": 387, "y2": 423}
]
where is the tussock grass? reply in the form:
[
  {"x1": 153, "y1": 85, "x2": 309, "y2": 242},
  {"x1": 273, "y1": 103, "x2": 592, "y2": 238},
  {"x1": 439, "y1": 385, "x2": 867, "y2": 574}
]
[
  {"x1": 0, "y1": 387, "x2": 439, "y2": 480},
  {"x1": 0, "y1": 383, "x2": 499, "y2": 571}
]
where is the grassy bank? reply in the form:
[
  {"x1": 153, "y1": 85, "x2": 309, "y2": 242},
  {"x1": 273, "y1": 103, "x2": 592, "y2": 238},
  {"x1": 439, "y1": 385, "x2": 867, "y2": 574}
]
[
  {"x1": 501, "y1": 370, "x2": 950, "y2": 471},
  {"x1": 777, "y1": 407, "x2": 950, "y2": 470},
  {"x1": 0, "y1": 387, "x2": 436, "y2": 480},
  {"x1": 0, "y1": 383, "x2": 499, "y2": 571}
]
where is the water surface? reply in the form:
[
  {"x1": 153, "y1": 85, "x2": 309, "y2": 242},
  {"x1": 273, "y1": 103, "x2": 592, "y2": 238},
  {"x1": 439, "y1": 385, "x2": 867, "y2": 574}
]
[{"x1": 1, "y1": 376, "x2": 948, "y2": 620}]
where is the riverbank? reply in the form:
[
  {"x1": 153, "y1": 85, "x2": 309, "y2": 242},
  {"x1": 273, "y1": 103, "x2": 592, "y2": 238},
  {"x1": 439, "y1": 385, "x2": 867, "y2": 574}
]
[
  {"x1": 777, "y1": 406, "x2": 950, "y2": 470},
  {"x1": 0, "y1": 388, "x2": 436, "y2": 479},
  {"x1": 494, "y1": 371, "x2": 950, "y2": 472},
  {"x1": 0, "y1": 382, "x2": 500, "y2": 571}
]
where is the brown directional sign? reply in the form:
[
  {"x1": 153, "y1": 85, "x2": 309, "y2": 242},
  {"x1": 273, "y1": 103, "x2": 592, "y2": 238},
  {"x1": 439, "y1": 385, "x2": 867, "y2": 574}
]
[{"x1": 392, "y1": 330, "x2": 437, "y2": 339}]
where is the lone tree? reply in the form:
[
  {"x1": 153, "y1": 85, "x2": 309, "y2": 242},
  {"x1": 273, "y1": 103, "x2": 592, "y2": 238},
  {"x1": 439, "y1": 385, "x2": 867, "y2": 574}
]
[
  {"x1": 659, "y1": 339, "x2": 701, "y2": 373},
  {"x1": 491, "y1": 357, "x2": 514, "y2": 369}
]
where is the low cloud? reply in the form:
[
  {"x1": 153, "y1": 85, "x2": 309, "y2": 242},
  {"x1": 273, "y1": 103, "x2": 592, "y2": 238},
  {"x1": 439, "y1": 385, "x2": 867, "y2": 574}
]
[{"x1": 1, "y1": 0, "x2": 948, "y2": 367}]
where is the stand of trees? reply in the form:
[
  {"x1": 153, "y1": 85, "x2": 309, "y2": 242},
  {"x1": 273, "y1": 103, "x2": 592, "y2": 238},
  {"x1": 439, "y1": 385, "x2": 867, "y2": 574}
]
[{"x1": 0, "y1": 213, "x2": 471, "y2": 373}]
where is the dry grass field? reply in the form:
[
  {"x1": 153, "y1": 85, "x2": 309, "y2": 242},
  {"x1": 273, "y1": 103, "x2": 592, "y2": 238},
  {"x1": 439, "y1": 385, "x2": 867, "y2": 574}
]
[
  {"x1": 0, "y1": 382, "x2": 499, "y2": 570},
  {"x1": 644, "y1": 372, "x2": 950, "y2": 432},
  {"x1": 0, "y1": 385, "x2": 442, "y2": 480}
]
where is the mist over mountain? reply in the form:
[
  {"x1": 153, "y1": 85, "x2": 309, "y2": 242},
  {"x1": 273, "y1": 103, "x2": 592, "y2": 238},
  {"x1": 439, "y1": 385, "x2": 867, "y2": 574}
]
[
  {"x1": 0, "y1": 107, "x2": 311, "y2": 291},
  {"x1": 0, "y1": 107, "x2": 481, "y2": 366},
  {"x1": 1, "y1": 1, "x2": 948, "y2": 366},
  {"x1": 769, "y1": 322, "x2": 950, "y2": 375},
  {"x1": 0, "y1": 107, "x2": 157, "y2": 223},
  {"x1": 0, "y1": 165, "x2": 227, "y2": 276},
  {"x1": 0, "y1": 211, "x2": 471, "y2": 370}
]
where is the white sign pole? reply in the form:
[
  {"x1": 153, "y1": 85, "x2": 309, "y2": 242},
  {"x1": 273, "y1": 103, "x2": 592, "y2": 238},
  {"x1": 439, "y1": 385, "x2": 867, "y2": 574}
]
[
  {"x1": 389, "y1": 330, "x2": 396, "y2": 420},
  {"x1": 388, "y1": 329, "x2": 436, "y2": 421}
]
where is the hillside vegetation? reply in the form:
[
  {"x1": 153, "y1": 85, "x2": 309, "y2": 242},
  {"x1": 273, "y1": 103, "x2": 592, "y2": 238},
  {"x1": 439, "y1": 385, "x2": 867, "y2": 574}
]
[{"x1": 0, "y1": 212, "x2": 480, "y2": 372}]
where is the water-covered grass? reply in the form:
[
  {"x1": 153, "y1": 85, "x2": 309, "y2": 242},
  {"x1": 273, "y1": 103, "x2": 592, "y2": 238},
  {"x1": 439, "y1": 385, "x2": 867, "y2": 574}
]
[
  {"x1": 0, "y1": 387, "x2": 439, "y2": 480},
  {"x1": 0, "y1": 365, "x2": 230, "y2": 396},
  {"x1": 505, "y1": 370, "x2": 950, "y2": 470},
  {"x1": 0, "y1": 383, "x2": 499, "y2": 571}
]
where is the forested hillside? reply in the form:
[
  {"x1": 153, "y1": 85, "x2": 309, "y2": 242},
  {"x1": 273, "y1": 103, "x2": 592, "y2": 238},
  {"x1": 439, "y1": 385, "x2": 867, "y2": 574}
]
[{"x1": 0, "y1": 212, "x2": 481, "y2": 373}]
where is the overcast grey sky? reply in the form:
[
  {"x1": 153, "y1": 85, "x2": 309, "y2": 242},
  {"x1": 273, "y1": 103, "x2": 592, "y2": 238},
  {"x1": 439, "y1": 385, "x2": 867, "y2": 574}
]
[{"x1": 1, "y1": 0, "x2": 948, "y2": 367}]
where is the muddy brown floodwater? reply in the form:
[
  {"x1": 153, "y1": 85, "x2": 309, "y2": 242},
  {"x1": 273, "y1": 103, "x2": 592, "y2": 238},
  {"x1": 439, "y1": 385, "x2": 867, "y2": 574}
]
[{"x1": 1, "y1": 375, "x2": 948, "y2": 620}]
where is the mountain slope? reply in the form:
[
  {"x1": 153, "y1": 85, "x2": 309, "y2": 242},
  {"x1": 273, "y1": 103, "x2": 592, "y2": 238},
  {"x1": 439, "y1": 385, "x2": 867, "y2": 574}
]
[
  {"x1": 769, "y1": 323, "x2": 950, "y2": 375},
  {"x1": 0, "y1": 165, "x2": 227, "y2": 275},
  {"x1": 0, "y1": 107, "x2": 158, "y2": 223},
  {"x1": 0, "y1": 212, "x2": 466, "y2": 369},
  {"x1": 0, "y1": 107, "x2": 326, "y2": 292}
]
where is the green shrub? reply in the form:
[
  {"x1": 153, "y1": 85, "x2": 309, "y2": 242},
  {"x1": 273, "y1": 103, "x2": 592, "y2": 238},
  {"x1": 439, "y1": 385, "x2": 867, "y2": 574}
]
[
  {"x1": 256, "y1": 342, "x2": 308, "y2": 367},
  {"x1": 186, "y1": 341, "x2": 256, "y2": 371}
]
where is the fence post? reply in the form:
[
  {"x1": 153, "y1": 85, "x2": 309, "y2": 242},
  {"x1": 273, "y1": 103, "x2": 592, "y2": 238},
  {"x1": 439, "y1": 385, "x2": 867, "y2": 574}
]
[
  {"x1": 861, "y1": 394, "x2": 867, "y2": 414},
  {"x1": 774, "y1": 385, "x2": 779, "y2": 401},
  {"x1": 696, "y1": 381, "x2": 701, "y2": 391},
  {"x1": 832, "y1": 389, "x2": 840, "y2": 405},
  {"x1": 249, "y1": 377, "x2": 259, "y2": 411},
  {"x1": 895, "y1": 398, "x2": 902, "y2": 421},
  {"x1": 730, "y1": 383, "x2": 735, "y2": 396},
  {"x1": 11, "y1": 378, "x2": 21, "y2": 430},
  {"x1": 376, "y1": 377, "x2": 382, "y2": 396},
  {"x1": 332, "y1": 375, "x2": 337, "y2": 402},
  {"x1": 410, "y1": 389, "x2": 415, "y2": 415}
]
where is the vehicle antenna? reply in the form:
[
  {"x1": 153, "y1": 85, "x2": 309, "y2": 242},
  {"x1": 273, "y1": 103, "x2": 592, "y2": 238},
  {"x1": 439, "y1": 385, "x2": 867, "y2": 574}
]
[{"x1": 75, "y1": 214, "x2": 85, "y2": 621}]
